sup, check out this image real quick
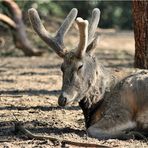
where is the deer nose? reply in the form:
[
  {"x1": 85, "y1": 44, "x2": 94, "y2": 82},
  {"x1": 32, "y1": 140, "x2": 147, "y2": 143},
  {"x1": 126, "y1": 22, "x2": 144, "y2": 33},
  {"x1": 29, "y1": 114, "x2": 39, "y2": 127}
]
[{"x1": 58, "y1": 94, "x2": 67, "y2": 106}]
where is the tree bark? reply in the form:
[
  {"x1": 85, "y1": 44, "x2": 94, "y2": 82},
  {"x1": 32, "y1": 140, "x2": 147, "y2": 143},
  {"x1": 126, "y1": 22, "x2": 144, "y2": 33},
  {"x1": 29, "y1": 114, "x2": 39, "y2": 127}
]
[
  {"x1": 132, "y1": 1, "x2": 148, "y2": 69},
  {"x1": 2, "y1": 0, "x2": 43, "y2": 56}
]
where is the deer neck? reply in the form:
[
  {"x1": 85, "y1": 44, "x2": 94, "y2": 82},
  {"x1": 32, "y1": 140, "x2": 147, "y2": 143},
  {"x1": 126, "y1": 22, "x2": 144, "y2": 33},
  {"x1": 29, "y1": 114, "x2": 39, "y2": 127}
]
[{"x1": 79, "y1": 65, "x2": 117, "y2": 128}]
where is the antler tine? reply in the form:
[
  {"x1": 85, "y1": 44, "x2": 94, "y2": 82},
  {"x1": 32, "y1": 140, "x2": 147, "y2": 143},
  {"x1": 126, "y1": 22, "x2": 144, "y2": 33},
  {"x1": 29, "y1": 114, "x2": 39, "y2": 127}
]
[
  {"x1": 88, "y1": 8, "x2": 100, "y2": 45},
  {"x1": 55, "y1": 8, "x2": 78, "y2": 47},
  {"x1": 76, "y1": 17, "x2": 88, "y2": 58},
  {"x1": 28, "y1": 8, "x2": 78, "y2": 58}
]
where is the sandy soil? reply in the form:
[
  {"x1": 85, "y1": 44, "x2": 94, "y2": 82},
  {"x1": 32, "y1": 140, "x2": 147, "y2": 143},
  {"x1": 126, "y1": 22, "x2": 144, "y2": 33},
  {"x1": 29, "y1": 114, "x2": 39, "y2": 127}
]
[{"x1": 0, "y1": 28, "x2": 148, "y2": 148}]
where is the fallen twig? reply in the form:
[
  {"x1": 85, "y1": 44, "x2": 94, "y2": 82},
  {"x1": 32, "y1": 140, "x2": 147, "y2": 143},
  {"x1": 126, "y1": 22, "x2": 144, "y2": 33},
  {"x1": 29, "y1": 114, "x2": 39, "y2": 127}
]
[
  {"x1": 0, "y1": 95, "x2": 23, "y2": 97},
  {"x1": 14, "y1": 122, "x2": 109, "y2": 147},
  {"x1": 0, "y1": 140, "x2": 12, "y2": 142}
]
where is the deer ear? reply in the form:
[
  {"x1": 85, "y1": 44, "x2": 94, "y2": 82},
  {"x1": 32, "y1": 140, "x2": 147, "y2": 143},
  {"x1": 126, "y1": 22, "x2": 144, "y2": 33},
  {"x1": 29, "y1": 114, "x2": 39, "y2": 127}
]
[{"x1": 86, "y1": 33, "x2": 100, "y2": 55}]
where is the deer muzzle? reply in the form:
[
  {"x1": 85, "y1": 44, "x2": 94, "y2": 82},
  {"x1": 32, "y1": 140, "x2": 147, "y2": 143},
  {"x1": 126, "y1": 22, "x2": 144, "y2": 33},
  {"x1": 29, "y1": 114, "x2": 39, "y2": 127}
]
[
  {"x1": 58, "y1": 94, "x2": 67, "y2": 106},
  {"x1": 58, "y1": 91, "x2": 78, "y2": 106}
]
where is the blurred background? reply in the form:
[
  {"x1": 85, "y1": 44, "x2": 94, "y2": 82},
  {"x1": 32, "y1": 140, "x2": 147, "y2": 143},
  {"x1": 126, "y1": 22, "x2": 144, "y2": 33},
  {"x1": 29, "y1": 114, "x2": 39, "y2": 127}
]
[
  {"x1": 0, "y1": 0, "x2": 134, "y2": 59},
  {"x1": 1, "y1": 0, "x2": 132, "y2": 29},
  {"x1": 15, "y1": 0, "x2": 132, "y2": 30}
]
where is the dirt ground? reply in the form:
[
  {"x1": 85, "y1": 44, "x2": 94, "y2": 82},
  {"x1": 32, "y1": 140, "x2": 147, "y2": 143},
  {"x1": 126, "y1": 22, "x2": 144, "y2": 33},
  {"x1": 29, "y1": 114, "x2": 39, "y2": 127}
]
[{"x1": 0, "y1": 27, "x2": 148, "y2": 148}]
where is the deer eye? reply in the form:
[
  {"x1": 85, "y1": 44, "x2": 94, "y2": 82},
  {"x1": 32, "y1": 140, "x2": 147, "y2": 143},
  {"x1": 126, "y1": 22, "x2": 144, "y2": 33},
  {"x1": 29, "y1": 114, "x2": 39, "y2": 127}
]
[{"x1": 77, "y1": 64, "x2": 83, "y2": 71}]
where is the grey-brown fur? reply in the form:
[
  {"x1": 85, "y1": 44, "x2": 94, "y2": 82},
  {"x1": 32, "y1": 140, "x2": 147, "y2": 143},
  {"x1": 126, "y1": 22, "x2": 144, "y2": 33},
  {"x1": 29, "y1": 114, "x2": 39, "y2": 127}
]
[
  {"x1": 29, "y1": 8, "x2": 148, "y2": 140},
  {"x1": 59, "y1": 51, "x2": 148, "y2": 140}
]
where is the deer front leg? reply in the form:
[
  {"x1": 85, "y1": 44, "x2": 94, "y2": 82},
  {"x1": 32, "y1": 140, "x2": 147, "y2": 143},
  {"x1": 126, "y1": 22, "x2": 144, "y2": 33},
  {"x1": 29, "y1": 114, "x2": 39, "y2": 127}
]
[
  {"x1": 87, "y1": 120, "x2": 137, "y2": 140},
  {"x1": 87, "y1": 107, "x2": 137, "y2": 140}
]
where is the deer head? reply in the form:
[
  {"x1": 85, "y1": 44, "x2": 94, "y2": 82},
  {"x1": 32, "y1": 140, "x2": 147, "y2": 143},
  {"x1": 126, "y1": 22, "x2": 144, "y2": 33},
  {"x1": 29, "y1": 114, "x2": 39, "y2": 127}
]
[{"x1": 28, "y1": 8, "x2": 100, "y2": 106}]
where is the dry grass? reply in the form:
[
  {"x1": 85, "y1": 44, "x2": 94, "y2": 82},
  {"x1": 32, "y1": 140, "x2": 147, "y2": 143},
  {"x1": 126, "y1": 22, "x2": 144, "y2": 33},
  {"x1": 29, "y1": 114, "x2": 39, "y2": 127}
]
[{"x1": 0, "y1": 25, "x2": 147, "y2": 147}]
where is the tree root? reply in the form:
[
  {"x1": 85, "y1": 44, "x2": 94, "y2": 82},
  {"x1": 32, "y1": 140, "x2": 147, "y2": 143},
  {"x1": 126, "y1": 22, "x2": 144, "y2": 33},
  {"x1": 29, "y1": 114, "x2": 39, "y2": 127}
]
[
  {"x1": 14, "y1": 122, "x2": 109, "y2": 147},
  {"x1": 1, "y1": 0, "x2": 44, "y2": 56}
]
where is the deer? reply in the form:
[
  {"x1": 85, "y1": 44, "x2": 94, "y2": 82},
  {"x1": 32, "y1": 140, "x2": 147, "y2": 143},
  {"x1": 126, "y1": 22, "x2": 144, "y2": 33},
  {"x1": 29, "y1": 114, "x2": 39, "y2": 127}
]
[{"x1": 28, "y1": 8, "x2": 148, "y2": 140}]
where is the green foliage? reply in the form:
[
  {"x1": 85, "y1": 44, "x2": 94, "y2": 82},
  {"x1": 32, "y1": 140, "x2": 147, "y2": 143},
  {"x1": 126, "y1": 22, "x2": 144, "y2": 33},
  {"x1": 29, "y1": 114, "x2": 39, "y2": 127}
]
[
  {"x1": 14, "y1": 0, "x2": 64, "y2": 17},
  {"x1": 0, "y1": 0, "x2": 132, "y2": 30},
  {"x1": 97, "y1": 1, "x2": 132, "y2": 29}
]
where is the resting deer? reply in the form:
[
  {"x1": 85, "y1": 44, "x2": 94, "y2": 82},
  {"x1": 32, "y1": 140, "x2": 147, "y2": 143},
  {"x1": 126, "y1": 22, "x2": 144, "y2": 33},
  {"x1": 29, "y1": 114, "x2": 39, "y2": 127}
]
[{"x1": 28, "y1": 8, "x2": 148, "y2": 140}]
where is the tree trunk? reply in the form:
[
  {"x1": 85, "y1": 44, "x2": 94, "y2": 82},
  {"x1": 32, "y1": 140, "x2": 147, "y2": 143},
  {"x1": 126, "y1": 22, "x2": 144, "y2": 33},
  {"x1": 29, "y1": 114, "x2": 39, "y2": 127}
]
[
  {"x1": 132, "y1": 1, "x2": 148, "y2": 69},
  {"x1": 1, "y1": 0, "x2": 43, "y2": 56}
]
